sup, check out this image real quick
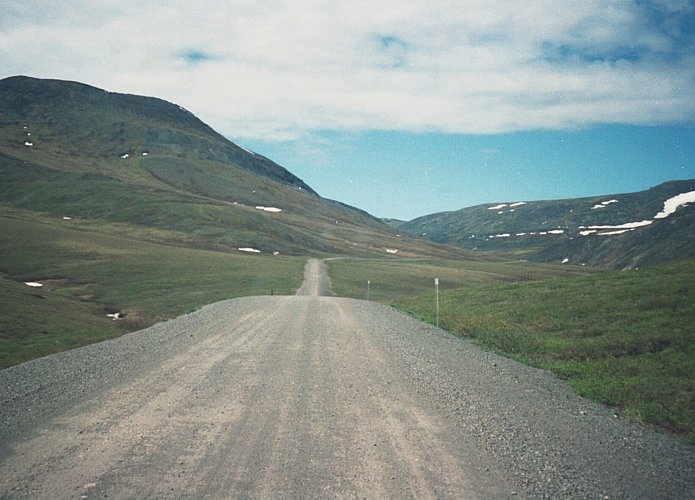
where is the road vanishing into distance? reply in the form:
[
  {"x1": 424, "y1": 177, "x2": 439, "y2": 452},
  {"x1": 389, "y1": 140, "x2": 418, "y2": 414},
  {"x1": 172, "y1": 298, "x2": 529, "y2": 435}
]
[{"x1": 1, "y1": 259, "x2": 694, "y2": 498}]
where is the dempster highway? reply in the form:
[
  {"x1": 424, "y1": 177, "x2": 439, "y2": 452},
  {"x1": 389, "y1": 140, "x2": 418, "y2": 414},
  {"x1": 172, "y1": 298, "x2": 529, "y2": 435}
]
[{"x1": 1, "y1": 260, "x2": 693, "y2": 498}]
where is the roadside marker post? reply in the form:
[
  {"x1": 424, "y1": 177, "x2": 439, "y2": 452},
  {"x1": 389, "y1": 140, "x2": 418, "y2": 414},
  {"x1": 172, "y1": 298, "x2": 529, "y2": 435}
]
[
  {"x1": 367, "y1": 280, "x2": 370, "y2": 301},
  {"x1": 435, "y1": 278, "x2": 439, "y2": 328}
]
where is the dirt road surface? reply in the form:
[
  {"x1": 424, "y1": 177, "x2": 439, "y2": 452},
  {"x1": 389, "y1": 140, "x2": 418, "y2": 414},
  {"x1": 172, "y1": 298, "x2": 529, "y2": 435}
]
[{"x1": 1, "y1": 260, "x2": 693, "y2": 498}]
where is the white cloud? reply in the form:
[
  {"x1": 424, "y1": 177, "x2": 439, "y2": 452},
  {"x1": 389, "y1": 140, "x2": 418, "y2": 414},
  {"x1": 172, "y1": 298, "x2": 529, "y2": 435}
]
[{"x1": 1, "y1": 0, "x2": 693, "y2": 141}]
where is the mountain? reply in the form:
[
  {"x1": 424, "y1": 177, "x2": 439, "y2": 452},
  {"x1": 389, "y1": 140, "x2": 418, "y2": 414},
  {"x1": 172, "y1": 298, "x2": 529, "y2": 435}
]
[
  {"x1": 0, "y1": 75, "x2": 314, "y2": 192},
  {"x1": 0, "y1": 75, "x2": 464, "y2": 259},
  {"x1": 395, "y1": 180, "x2": 695, "y2": 269}
]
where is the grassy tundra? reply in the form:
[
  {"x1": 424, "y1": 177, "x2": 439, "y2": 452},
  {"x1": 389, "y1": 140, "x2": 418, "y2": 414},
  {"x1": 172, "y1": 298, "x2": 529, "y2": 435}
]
[
  {"x1": 0, "y1": 211, "x2": 305, "y2": 368},
  {"x1": 328, "y1": 258, "x2": 695, "y2": 443}
]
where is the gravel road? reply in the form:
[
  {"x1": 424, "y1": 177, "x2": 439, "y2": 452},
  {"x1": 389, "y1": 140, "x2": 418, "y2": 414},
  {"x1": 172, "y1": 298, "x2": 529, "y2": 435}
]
[{"x1": 1, "y1": 259, "x2": 693, "y2": 498}]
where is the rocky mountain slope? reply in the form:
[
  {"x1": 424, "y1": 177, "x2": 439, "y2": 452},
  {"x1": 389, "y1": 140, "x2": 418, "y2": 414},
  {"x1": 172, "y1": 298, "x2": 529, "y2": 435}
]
[{"x1": 395, "y1": 180, "x2": 695, "y2": 269}]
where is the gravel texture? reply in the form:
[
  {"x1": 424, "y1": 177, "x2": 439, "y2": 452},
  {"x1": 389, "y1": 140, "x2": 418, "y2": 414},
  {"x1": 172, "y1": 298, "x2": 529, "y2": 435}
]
[{"x1": 0, "y1": 260, "x2": 693, "y2": 498}]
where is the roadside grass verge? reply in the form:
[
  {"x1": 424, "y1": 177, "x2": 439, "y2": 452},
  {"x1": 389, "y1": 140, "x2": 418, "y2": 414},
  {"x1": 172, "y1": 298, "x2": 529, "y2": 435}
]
[
  {"x1": 0, "y1": 211, "x2": 306, "y2": 368},
  {"x1": 0, "y1": 278, "x2": 124, "y2": 368},
  {"x1": 327, "y1": 257, "x2": 597, "y2": 301},
  {"x1": 327, "y1": 258, "x2": 695, "y2": 442}
]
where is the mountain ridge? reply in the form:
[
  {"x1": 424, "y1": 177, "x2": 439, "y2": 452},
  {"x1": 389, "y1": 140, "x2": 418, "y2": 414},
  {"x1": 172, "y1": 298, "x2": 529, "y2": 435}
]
[
  {"x1": 394, "y1": 180, "x2": 695, "y2": 269},
  {"x1": 0, "y1": 75, "x2": 467, "y2": 259},
  {"x1": 0, "y1": 75, "x2": 316, "y2": 194}
]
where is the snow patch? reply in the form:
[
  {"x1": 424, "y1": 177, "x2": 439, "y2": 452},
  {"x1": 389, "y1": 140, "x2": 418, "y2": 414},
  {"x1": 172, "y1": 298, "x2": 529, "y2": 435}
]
[
  {"x1": 385, "y1": 248, "x2": 399, "y2": 254},
  {"x1": 654, "y1": 191, "x2": 695, "y2": 219},
  {"x1": 582, "y1": 220, "x2": 649, "y2": 235},
  {"x1": 598, "y1": 229, "x2": 632, "y2": 236},
  {"x1": 256, "y1": 206, "x2": 282, "y2": 213},
  {"x1": 24, "y1": 282, "x2": 43, "y2": 288},
  {"x1": 588, "y1": 220, "x2": 653, "y2": 230},
  {"x1": 120, "y1": 153, "x2": 129, "y2": 159},
  {"x1": 106, "y1": 312, "x2": 124, "y2": 320},
  {"x1": 562, "y1": 258, "x2": 570, "y2": 264},
  {"x1": 63, "y1": 216, "x2": 72, "y2": 220},
  {"x1": 24, "y1": 141, "x2": 33, "y2": 147},
  {"x1": 238, "y1": 247, "x2": 261, "y2": 253},
  {"x1": 591, "y1": 199, "x2": 619, "y2": 210},
  {"x1": 548, "y1": 229, "x2": 565, "y2": 235},
  {"x1": 509, "y1": 202, "x2": 527, "y2": 207},
  {"x1": 488, "y1": 203, "x2": 508, "y2": 210}
]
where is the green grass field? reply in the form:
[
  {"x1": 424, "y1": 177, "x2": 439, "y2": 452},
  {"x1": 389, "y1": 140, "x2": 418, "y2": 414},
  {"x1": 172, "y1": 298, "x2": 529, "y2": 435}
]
[
  {"x1": 327, "y1": 258, "x2": 695, "y2": 443},
  {"x1": 327, "y1": 257, "x2": 597, "y2": 300},
  {"x1": 0, "y1": 210, "x2": 306, "y2": 368}
]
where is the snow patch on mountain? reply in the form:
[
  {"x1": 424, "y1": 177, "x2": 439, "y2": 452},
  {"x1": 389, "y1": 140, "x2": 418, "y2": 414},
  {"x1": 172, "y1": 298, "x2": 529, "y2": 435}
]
[
  {"x1": 654, "y1": 191, "x2": 695, "y2": 219},
  {"x1": 488, "y1": 201, "x2": 527, "y2": 213},
  {"x1": 586, "y1": 220, "x2": 654, "y2": 230},
  {"x1": 577, "y1": 190, "x2": 695, "y2": 236},
  {"x1": 591, "y1": 199, "x2": 618, "y2": 210},
  {"x1": 483, "y1": 190, "x2": 693, "y2": 241},
  {"x1": 598, "y1": 229, "x2": 633, "y2": 236},
  {"x1": 256, "y1": 206, "x2": 282, "y2": 213}
]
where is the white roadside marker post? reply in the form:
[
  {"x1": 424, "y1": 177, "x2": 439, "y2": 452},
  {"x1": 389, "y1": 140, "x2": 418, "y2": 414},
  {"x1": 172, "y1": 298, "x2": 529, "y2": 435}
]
[
  {"x1": 435, "y1": 278, "x2": 439, "y2": 328},
  {"x1": 367, "y1": 280, "x2": 370, "y2": 301}
]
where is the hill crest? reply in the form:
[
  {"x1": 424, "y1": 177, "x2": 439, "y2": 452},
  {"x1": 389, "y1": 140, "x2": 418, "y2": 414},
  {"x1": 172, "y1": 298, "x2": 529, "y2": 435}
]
[{"x1": 0, "y1": 75, "x2": 316, "y2": 194}]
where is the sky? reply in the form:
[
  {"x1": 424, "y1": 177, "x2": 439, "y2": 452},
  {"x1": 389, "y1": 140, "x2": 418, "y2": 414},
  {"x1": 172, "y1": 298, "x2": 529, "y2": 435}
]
[{"x1": 1, "y1": 0, "x2": 694, "y2": 220}]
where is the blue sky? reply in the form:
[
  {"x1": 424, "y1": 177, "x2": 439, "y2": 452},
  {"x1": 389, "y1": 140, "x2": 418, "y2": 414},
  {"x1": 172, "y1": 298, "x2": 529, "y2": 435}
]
[
  {"x1": 2, "y1": 0, "x2": 694, "y2": 219},
  {"x1": 242, "y1": 125, "x2": 695, "y2": 219}
]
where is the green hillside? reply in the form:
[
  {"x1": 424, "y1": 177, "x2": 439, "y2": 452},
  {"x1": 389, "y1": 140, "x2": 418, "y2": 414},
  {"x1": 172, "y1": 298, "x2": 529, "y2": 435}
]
[
  {"x1": 328, "y1": 258, "x2": 695, "y2": 442},
  {"x1": 0, "y1": 76, "x2": 467, "y2": 259},
  {"x1": 397, "y1": 180, "x2": 695, "y2": 269},
  {"x1": 0, "y1": 209, "x2": 308, "y2": 368}
]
